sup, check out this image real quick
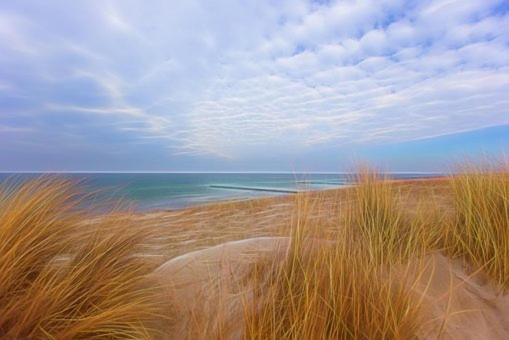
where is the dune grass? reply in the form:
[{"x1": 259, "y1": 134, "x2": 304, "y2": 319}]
[
  {"x1": 345, "y1": 171, "x2": 432, "y2": 264},
  {"x1": 2, "y1": 163, "x2": 509, "y2": 338},
  {"x1": 244, "y1": 178, "x2": 426, "y2": 339},
  {"x1": 0, "y1": 178, "x2": 167, "y2": 339},
  {"x1": 444, "y1": 161, "x2": 509, "y2": 288},
  {"x1": 243, "y1": 163, "x2": 509, "y2": 339}
]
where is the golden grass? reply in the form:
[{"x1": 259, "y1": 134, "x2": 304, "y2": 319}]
[
  {"x1": 444, "y1": 161, "x2": 509, "y2": 288},
  {"x1": 0, "y1": 178, "x2": 167, "y2": 339},
  {"x1": 2, "y1": 162, "x2": 509, "y2": 339},
  {"x1": 243, "y1": 164, "x2": 509, "y2": 339},
  {"x1": 345, "y1": 171, "x2": 432, "y2": 264},
  {"x1": 243, "y1": 180, "x2": 426, "y2": 339}
]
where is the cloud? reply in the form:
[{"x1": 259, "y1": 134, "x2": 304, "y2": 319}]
[{"x1": 0, "y1": 0, "x2": 508, "y2": 165}]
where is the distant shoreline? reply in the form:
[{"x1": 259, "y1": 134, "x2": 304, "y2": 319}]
[
  {"x1": 0, "y1": 171, "x2": 446, "y2": 175},
  {"x1": 153, "y1": 176, "x2": 448, "y2": 214},
  {"x1": 0, "y1": 172, "x2": 444, "y2": 212}
]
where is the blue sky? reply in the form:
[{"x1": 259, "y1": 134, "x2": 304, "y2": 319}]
[{"x1": 1, "y1": 0, "x2": 508, "y2": 172}]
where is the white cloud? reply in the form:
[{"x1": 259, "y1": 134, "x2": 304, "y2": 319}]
[
  {"x1": 0, "y1": 0, "x2": 508, "y2": 159},
  {"x1": 360, "y1": 29, "x2": 389, "y2": 55}
]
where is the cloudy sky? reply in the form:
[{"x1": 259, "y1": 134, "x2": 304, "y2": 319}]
[{"x1": 1, "y1": 0, "x2": 508, "y2": 172}]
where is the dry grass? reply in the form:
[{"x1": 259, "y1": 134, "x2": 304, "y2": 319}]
[
  {"x1": 243, "y1": 164, "x2": 509, "y2": 339},
  {"x1": 2, "y1": 162, "x2": 509, "y2": 339},
  {"x1": 244, "y1": 180, "x2": 426, "y2": 339},
  {"x1": 0, "y1": 178, "x2": 167, "y2": 339},
  {"x1": 345, "y1": 171, "x2": 432, "y2": 264},
  {"x1": 444, "y1": 161, "x2": 509, "y2": 288}
]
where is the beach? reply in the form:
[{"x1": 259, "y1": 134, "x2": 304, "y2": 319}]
[
  {"x1": 139, "y1": 176, "x2": 509, "y2": 339},
  {"x1": 2, "y1": 172, "x2": 509, "y2": 339},
  {"x1": 128, "y1": 176, "x2": 446, "y2": 260},
  {"x1": 3, "y1": 1, "x2": 508, "y2": 338}
]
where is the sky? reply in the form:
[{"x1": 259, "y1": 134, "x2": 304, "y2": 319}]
[{"x1": 1, "y1": 0, "x2": 509, "y2": 172}]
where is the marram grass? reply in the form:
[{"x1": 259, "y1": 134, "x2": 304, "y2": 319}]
[
  {"x1": 243, "y1": 189, "x2": 424, "y2": 340},
  {"x1": 345, "y1": 170, "x2": 432, "y2": 264},
  {"x1": 243, "y1": 164, "x2": 509, "y2": 339},
  {"x1": 2, "y1": 163, "x2": 509, "y2": 339},
  {"x1": 444, "y1": 161, "x2": 509, "y2": 289},
  {"x1": 0, "y1": 178, "x2": 167, "y2": 339}
]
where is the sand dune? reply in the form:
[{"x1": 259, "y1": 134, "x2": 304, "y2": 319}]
[
  {"x1": 153, "y1": 237, "x2": 509, "y2": 339},
  {"x1": 154, "y1": 237, "x2": 290, "y2": 339},
  {"x1": 415, "y1": 253, "x2": 509, "y2": 339}
]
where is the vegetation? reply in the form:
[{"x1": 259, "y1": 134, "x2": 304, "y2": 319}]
[
  {"x1": 1, "y1": 162, "x2": 509, "y2": 338},
  {"x1": 244, "y1": 176, "x2": 425, "y2": 339},
  {"x1": 244, "y1": 163, "x2": 509, "y2": 339},
  {"x1": 245, "y1": 193, "x2": 419, "y2": 339},
  {"x1": 0, "y1": 178, "x2": 167, "y2": 339},
  {"x1": 444, "y1": 161, "x2": 509, "y2": 288},
  {"x1": 344, "y1": 171, "x2": 431, "y2": 264}
]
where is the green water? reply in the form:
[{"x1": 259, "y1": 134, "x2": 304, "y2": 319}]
[{"x1": 0, "y1": 172, "x2": 439, "y2": 211}]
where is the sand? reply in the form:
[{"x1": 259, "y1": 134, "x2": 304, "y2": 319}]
[
  {"x1": 153, "y1": 237, "x2": 290, "y2": 339},
  {"x1": 153, "y1": 237, "x2": 509, "y2": 339},
  {"x1": 414, "y1": 253, "x2": 509, "y2": 339},
  {"x1": 134, "y1": 178, "x2": 509, "y2": 338}
]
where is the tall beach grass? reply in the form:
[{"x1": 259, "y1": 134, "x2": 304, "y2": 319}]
[
  {"x1": 444, "y1": 161, "x2": 509, "y2": 288},
  {"x1": 244, "y1": 176, "x2": 428, "y2": 339},
  {"x1": 345, "y1": 170, "x2": 432, "y2": 264},
  {"x1": 0, "y1": 178, "x2": 167, "y2": 339},
  {"x1": 2, "y1": 162, "x2": 509, "y2": 338},
  {"x1": 243, "y1": 164, "x2": 509, "y2": 339}
]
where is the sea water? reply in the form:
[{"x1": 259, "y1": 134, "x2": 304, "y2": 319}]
[{"x1": 0, "y1": 172, "x2": 439, "y2": 211}]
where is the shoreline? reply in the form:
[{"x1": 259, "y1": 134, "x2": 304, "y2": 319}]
[
  {"x1": 141, "y1": 175, "x2": 447, "y2": 215},
  {"x1": 127, "y1": 176, "x2": 450, "y2": 261}
]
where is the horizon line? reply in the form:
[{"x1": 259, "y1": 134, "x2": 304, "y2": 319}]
[{"x1": 0, "y1": 170, "x2": 445, "y2": 174}]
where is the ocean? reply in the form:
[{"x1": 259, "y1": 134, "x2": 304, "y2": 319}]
[{"x1": 0, "y1": 172, "x2": 439, "y2": 211}]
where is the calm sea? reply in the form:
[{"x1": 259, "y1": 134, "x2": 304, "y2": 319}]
[{"x1": 0, "y1": 173, "x2": 439, "y2": 211}]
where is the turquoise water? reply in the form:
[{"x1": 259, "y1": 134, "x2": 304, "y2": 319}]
[{"x1": 0, "y1": 173, "x2": 439, "y2": 211}]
